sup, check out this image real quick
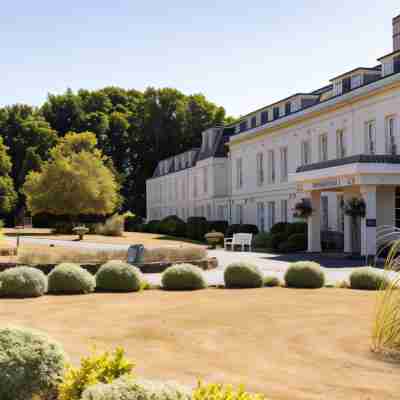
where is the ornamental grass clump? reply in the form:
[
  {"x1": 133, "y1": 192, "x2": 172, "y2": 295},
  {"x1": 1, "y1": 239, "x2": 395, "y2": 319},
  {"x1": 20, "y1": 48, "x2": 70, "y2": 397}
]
[
  {"x1": 371, "y1": 241, "x2": 400, "y2": 357},
  {"x1": 48, "y1": 262, "x2": 96, "y2": 294},
  {"x1": 350, "y1": 267, "x2": 390, "y2": 290},
  {"x1": 59, "y1": 347, "x2": 134, "y2": 400},
  {"x1": 161, "y1": 264, "x2": 207, "y2": 290},
  {"x1": 0, "y1": 266, "x2": 47, "y2": 297},
  {"x1": 81, "y1": 376, "x2": 191, "y2": 400},
  {"x1": 224, "y1": 262, "x2": 264, "y2": 288},
  {"x1": 0, "y1": 326, "x2": 66, "y2": 400},
  {"x1": 96, "y1": 261, "x2": 143, "y2": 292},
  {"x1": 284, "y1": 261, "x2": 325, "y2": 288}
]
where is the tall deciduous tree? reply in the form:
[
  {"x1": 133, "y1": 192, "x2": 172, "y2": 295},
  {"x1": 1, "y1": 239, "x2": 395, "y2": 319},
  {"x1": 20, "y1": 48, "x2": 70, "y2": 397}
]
[
  {"x1": 0, "y1": 136, "x2": 17, "y2": 214},
  {"x1": 23, "y1": 132, "x2": 120, "y2": 218}
]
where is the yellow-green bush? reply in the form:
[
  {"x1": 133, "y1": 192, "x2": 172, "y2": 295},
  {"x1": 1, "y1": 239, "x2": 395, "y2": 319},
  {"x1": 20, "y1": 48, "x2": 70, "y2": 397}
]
[
  {"x1": 284, "y1": 261, "x2": 325, "y2": 289},
  {"x1": 96, "y1": 261, "x2": 143, "y2": 292},
  {"x1": 263, "y1": 275, "x2": 281, "y2": 287},
  {"x1": 161, "y1": 264, "x2": 207, "y2": 291},
  {"x1": 0, "y1": 266, "x2": 47, "y2": 297},
  {"x1": 58, "y1": 347, "x2": 134, "y2": 400},
  {"x1": 224, "y1": 262, "x2": 264, "y2": 288},
  {"x1": 193, "y1": 382, "x2": 267, "y2": 400}
]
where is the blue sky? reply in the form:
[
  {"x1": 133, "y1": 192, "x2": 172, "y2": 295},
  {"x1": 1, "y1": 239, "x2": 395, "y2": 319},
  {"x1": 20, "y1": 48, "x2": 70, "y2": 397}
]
[{"x1": 1, "y1": 1, "x2": 399, "y2": 117}]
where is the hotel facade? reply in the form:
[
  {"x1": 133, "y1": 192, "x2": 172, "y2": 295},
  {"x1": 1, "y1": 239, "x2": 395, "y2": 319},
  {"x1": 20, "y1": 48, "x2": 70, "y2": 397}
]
[{"x1": 146, "y1": 15, "x2": 400, "y2": 257}]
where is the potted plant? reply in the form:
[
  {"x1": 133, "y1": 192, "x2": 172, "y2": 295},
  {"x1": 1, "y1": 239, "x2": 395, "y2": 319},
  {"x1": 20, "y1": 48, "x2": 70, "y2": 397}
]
[
  {"x1": 293, "y1": 199, "x2": 313, "y2": 219},
  {"x1": 204, "y1": 231, "x2": 224, "y2": 249}
]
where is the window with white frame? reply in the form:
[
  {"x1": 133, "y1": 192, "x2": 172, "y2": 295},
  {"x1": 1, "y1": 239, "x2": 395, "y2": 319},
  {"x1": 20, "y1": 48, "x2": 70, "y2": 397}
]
[
  {"x1": 257, "y1": 202, "x2": 265, "y2": 232},
  {"x1": 217, "y1": 205, "x2": 225, "y2": 220},
  {"x1": 386, "y1": 116, "x2": 397, "y2": 154},
  {"x1": 236, "y1": 204, "x2": 243, "y2": 224},
  {"x1": 336, "y1": 129, "x2": 346, "y2": 158},
  {"x1": 280, "y1": 147, "x2": 288, "y2": 182},
  {"x1": 267, "y1": 201, "x2": 275, "y2": 230},
  {"x1": 236, "y1": 158, "x2": 243, "y2": 189},
  {"x1": 256, "y1": 152, "x2": 264, "y2": 186},
  {"x1": 203, "y1": 167, "x2": 208, "y2": 194},
  {"x1": 207, "y1": 204, "x2": 212, "y2": 219},
  {"x1": 321, "y1": 196, "x2": 329, "y2": 230},
  {"x1": 268, "y1": 150, "x2": 275, "y2": 184},
  {"x1": 281, "y1": 199, "x2": 288, "y2": 222},
  {"x1": 301, "y1": 140, "x2": 311, "y2": 165},
  {"x1": 319, "y1": 133, "x2": 328, "y2": 162},
  {"x1": 365, "y1": 120, "x2": 376, "y2": 154}
]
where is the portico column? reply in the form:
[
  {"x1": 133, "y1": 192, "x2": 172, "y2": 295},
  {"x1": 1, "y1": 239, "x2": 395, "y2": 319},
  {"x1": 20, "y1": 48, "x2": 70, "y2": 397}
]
[
  {"x1": 360, "y1": 185, "x2": 377, "y2": 259},
  {"x1": 307, "y1": 191, "x2": 321, "y2": 252},
  {"x1": 343, "y1": 192, "x2": 353, "y2": 253}
]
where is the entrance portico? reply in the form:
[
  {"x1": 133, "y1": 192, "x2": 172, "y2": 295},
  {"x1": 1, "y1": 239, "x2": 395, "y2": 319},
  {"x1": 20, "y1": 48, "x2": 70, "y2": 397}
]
[{"x1": 291, "y1": 155, "x2": 400, "y2": 256}]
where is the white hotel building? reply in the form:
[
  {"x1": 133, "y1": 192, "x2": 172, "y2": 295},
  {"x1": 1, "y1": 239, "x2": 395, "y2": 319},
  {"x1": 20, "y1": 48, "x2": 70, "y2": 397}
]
[{"x1": 146, "y1": 15, "x2": 400, "y2": 257}]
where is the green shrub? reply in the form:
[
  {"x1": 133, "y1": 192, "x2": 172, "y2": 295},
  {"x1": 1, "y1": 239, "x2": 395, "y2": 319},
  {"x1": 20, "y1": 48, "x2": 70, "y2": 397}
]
[
  {"x1": 270, "y1": 222, "x2": 290, "y2": 235},
  {"x1": 186, "y1": 217, "x2": 209, "y2": 241},
  {"x1": 48, "y1": 262, "x2": 96, "y2": 294},
  {"x1": 59, "y1": 347, "x2": 134, "y2": 400},
  {"x1": 96, "y1": 261, "x2": 142, "y2": 292},
  {"x1": 161, "y1": 264, "x2": 207, "y2": 290},
  {"x1": 208, "y1": 220, "x2": 229, "y2": 235},
  {"x1": 279, "y1": 233, "x2": 307, "y2": 252},
  {"x1": 159, "y1": 215, "x2": 187, "y2": 237},
  {"x1": 125, "y1": 215, "x2": 144, "y2": 232},
  {"x1": 253, "y1": 232, "x2": 273, "y2": 249},
  {"x1": 0, "y1": 266, "x2": 47, "y2": 297},
  {"x1": 270, "y1": 232, "x2": 289, "y2": 250},
  {"x1": 286, "y1": 222, "x2": 307, "y2": 236},
  {"x1": 144, "y1": 220, "x2": 161, "y2": 234},
  {"x1": 264, "y1": 275, "x2": 281, "y2": 287},
  {"x1": 52, "y1": 221, "x2": 74, "y2": 234},
  {"x1": 193, "y1": 382, "x2": 266, "y2": 400},
  {"x1": 284, "y1": 261, "x2": 325, "y2": 288},
  {"x1": 349, "y1": 267, "x2": 390, "y2": 290},
  {"x1": 224, "y1": 262, "x2": 264, "y2": 288},
  {"x1": 0, "y1": 326, "x2": 66, "y2": 400},
  {"x1": 82, "y1": 376, "x2": 191, "y2": 400}
]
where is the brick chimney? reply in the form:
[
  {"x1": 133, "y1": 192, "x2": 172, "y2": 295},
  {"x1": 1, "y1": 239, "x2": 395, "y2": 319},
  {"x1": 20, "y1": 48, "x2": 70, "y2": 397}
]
[{"x1": 394, "y1": 14, "x2": 400, "y2": 51}]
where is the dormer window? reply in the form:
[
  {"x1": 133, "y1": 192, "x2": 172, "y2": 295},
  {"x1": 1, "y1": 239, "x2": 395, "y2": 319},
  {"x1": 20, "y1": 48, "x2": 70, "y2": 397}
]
[
  {"x1": 342, "y1": 77, "x2": 351, "y2": 93},
  {"x1": 386, "y1": 116, "x2": 397, "y2": 154},
  {"x1": 251, "y1": 116, "x2": 257, "y2": 128},
  {"x1": 351, "y1": 74, "x2": 362, "y2": 89},
  {"x1": 273, "y1": 107, "x2": 280, "y2": 120},
  {"x1": 239, "y1": 120, "x2": 248, "y2": 132},
  {"x1": 261, "y1": 111, "x2": 268, "y2": 125},
  {"x1": 285, "y1": 102, "x2": 291, "y2": 115}
]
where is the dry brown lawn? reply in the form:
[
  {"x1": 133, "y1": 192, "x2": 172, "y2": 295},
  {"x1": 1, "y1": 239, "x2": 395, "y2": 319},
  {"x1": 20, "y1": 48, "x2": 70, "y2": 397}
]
[
  {"x1": 0, "y1": 288, "x2": 398, "y2": 400},
  {"x1": 4, "y1": 228, "x2": 204, "y2": 248}
]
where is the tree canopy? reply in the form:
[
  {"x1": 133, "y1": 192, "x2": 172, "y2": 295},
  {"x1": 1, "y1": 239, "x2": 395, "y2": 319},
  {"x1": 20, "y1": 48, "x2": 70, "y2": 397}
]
[
  {"x1": 23, "y1": 132, "x2": 120, "y2": 217},
  {"x1": 0, "y1": 86, "x2": 233, "y2": 222}
]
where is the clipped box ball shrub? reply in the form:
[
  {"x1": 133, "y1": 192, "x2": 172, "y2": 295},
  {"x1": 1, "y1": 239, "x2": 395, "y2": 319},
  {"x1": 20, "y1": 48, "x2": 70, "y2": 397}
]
[
  {"x1": 264, "y1": 275, "x2": 281, "y2": 287},
  {"x1": 96, "y1": 261, "x2": 142, "y2": 292},
  {"x1": 284, "y1": 261, "x2": 325, "y2": 288},
  {"x1": 82, "y1": 376, "x2": 191, "y2": 400},
  {"x1": 159, "y1": 215, "x2": 187, "y2": 237},
  {"x1": 270, "y1": 222, "x2": 290, "y2": 235},
  {"x1": 186, "y1": 217, "x2": 209, "y2": 241},
  {"x1": 253, "y1": 232, "x2": 273, "y2": 249},
  {"x1": 286, "y1": 222, "x2": 307, "y2": 236},
  {"x1": 224, "y1": 262, "x2": 264, "y2": 288},
  {"x1": 0, "y1": 266, "x2": 47, "y2": 298},
  {"x1": 0, "y1": 326, "x2": 66, "y2": 400},
  {"x1": 48, "y1": 262, "x2": 96, "y2": 294},
  {"x1": 349, "y1": 267, "x2": 390, "y2": 290},
  {"x1": 161, "y1": 264, "x2": 207, "y2": 290}
]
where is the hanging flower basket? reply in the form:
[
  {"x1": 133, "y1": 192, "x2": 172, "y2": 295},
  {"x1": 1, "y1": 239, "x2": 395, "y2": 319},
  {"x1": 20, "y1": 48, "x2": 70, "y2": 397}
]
[
  {"x1": 293, "y1": 198, "x2": 313, "y2": 219},
  {"x1": 342, "y1": 198, "x2": 366, "y2": 218}
]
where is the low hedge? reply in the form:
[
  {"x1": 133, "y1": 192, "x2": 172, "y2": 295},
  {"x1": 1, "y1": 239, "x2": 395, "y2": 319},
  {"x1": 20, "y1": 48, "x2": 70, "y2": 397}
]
[
  {"x1": 0, "y1": 326, "x2": 66, "y2": 400},
  {"x1": 349, "y1": 267, "x2": 390, "y2": 290},
  {"x1": 253, "y1": 232, "x2": 273, "y2": 249},
  {"x1": 284, "y1": 261, "x2": 325, "y2": 288},
  {"x1": 96, "y1": 261, "x2": 143, "y2": 292},
  {"x1": 186, "y1": 217, "x2": 209, "y2": 241},
  {"x1": 0, "y1": 266, "x2": 47, "y2": 298},
  {"x1": 270, "y1": 222, "x2": 290, "y2": 235},
  {"x1": 48, "y1": 263, "x2": 96, "y2": 294},
  {"x1": 161, "y1": 264, "x2": 207, "y2": 290},
  {"x1": 279, "y1": 233, "x2": 307, "y2": 253},
  {"x1": 224, "y1": 262, "x2": 264, "y2": 288}
]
